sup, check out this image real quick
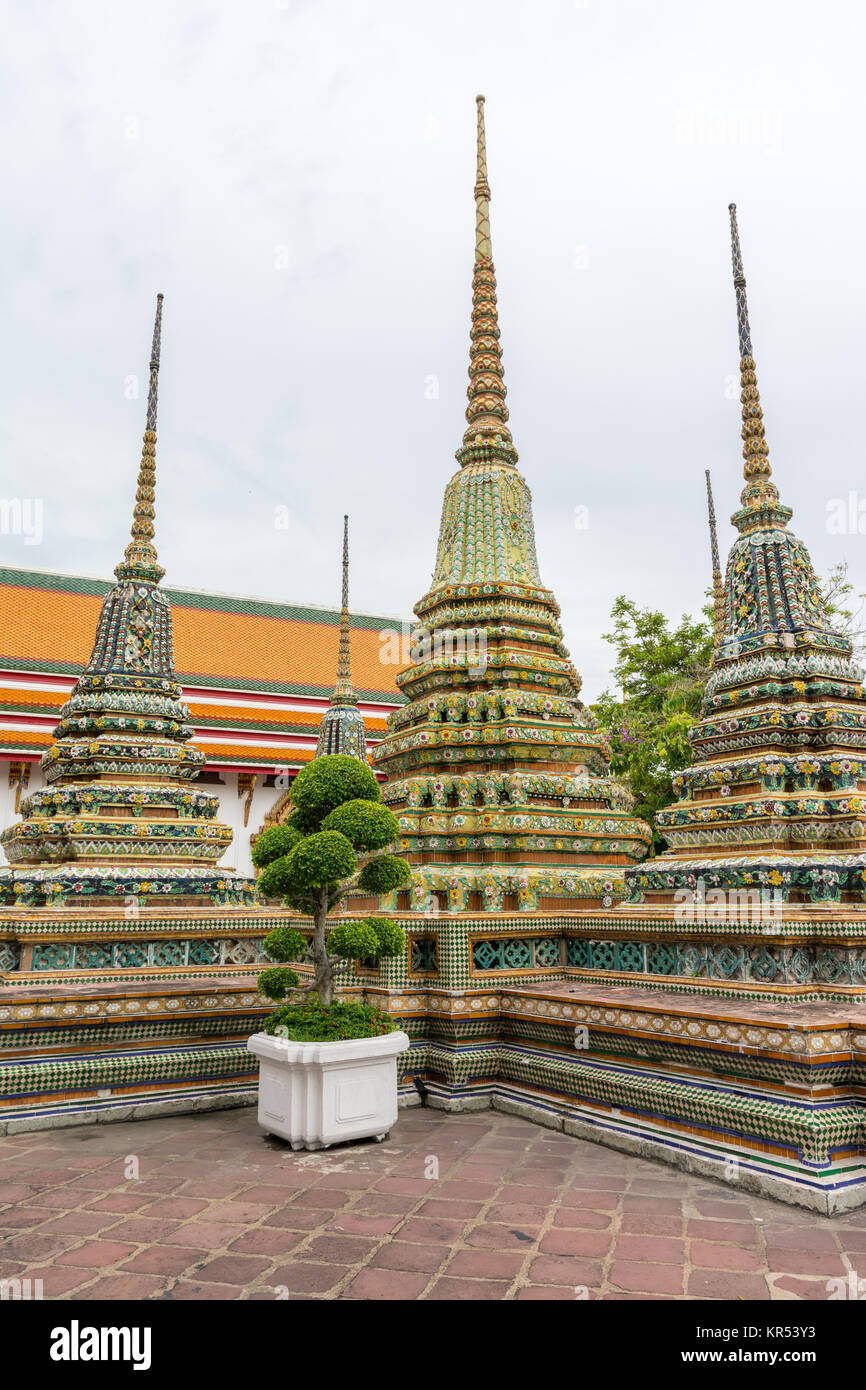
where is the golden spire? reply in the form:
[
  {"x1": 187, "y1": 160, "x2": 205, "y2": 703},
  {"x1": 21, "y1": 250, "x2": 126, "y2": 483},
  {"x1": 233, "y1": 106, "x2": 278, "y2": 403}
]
[
  {"x1": 728, "y1": 205, "x2": 789, "y2": 532},
  {"x1": 474, "y1": 93, "x2": 492, "y2": 261},
  {"x1": 704, "y1": 469, "x2": 726, "y2": 650},
  {"x1": 116, "y1": 294, "x2": 165, "y2": 583},
  {"x1": 456, "y1": 96, "x2": 518, "y2": 469},
  {"x1": 332, "y1": 514, "x2": 356, "y2": 704}
]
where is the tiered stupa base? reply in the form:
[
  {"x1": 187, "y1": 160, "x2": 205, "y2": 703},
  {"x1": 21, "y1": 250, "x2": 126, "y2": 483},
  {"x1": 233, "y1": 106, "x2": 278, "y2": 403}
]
[
  {"x1": 0, "y1": 905, "x2": 288, "y2": 1132},
  {"x1": 324, "y1": 903, "x2": 866, "y2": 1212}
]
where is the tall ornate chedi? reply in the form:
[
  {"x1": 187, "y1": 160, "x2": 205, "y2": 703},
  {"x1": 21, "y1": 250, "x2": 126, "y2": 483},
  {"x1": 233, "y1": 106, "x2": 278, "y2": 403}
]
[
  {"x1": 315, "y1": 515, "x2": 368, "y2": 760},
  {"x1": 373, "y1": 96, "x2": 651, "y2": 912},
  {"x1": 0, "y1": 296, "x2": 254, "y2": 909},
  {"x1": 629, "y1": 205, "x2": 866, "y2": 910},
  {"x1": 0, "y1": 298, "x2": 286, "y2": 1135}
]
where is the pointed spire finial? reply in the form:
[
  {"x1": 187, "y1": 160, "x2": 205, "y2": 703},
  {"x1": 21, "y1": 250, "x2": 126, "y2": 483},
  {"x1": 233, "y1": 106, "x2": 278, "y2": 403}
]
[
  {"x1": 116, "y1": 293, "x2": 165, "y2": 583},
  {"x1": 456, "y1": 96, "x2": 518, "y2": 470},
  {"x1": 704, "y1": 469, "x2": 726, "y2": 652},
  {"x1": 332, "y1": 513, "x2": 356, "y2": 704},
  {"x1": 474, "y1": 95, "x2": 492, "y2": 262},
  {"x1": 727, "y1": 205, "x2": 789, "y2": 533}
]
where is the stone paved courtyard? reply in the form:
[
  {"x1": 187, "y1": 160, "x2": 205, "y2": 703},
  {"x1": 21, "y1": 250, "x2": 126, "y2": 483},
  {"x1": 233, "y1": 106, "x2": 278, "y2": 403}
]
[{"x1": 1, "y1": 1106, "x2": 864, "y2": 1301}]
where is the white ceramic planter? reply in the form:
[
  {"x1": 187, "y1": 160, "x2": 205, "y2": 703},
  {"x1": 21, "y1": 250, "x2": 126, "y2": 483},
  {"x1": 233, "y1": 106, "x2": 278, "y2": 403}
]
[{"x1": 247, "y1": 1030, "x2": 411, "y2": 1150}]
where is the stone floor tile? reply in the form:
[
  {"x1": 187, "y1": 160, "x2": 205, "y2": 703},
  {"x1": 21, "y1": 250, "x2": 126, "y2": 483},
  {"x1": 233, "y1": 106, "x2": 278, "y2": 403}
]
[
  {"x1": 397, "y1": 1216, "x2": 467, "y2": 1244},
  {"x1": 228, "y1": 1227, "x2": 306, "y2": 1256},
  {"x1": 330, "y1": 1212, "x2": 403, "y2": 1237},
  {"x1": 687, "y1": 1269, "x2": 770, "y2": 1299},
  {"x1": 527, "y1": 1254, "x2": 604, "y2": 1288},
  {"x1": 686, "y1": 1218, "x2": 759, "y2": 1245},
  {"x1": 162, "y1": 1221, "x2": 245, "y2": 1247},
  {"x1": 342, "y1": 1268, "x2": 429, "y2": 1300},
  {"x1": 300, "y1": 1234, "x2": 378, "y2": 1264},
  {"x1": 193, "y1": 1255, "x2": 272, "y2": 1286},
  {"x1": 424, "y1": 1277, "x2": 510, "y2": 1300},
  {"x1": 120, "y1": 1245, "x2": 206, "y2": 1276},
  {"x1": 466, "y1": 1224, "x2": 540, "y2": 1250},
  {"x1": 412, "y1": 1198, "x2": 485, "y2": 1221},
  {"x1": 608, "y1": 1261, "x2": 685, "y2": 1296},
  {"x1": 0, "y1": 1205, "x2": 58, "y2": 1228},
  {"x1": 551, "y1": 1207, "x2": 612, "y2": 1231},
  {"x1": 764, "y1": 1248, "x2": 847, "y2": 1277},
  {"x1": 689, "y1": 1240, "x2": 765, "y2": 1271},
  {"x1": 771, "y1": 1275, "x2": 840, "y2": 1300},
  {"x1": 446, "y1": 1249, "x2": 524, "y2": 1279},
  {"x1": 517, "y1": 1284, "x2": 581, "y2": 1299},
  {"x1": 368, "y1": 1241, "x2": 448, "y2": 1273},
  {"x1": 74, "y1": 1274, "x2": 166, "y2": 1299},
  {"x1": 538, "y1": 1228, "x2": 611, "y2": 1258},
  {"x1": 613, "y1": 1234, "x2": 685, "y2": 1264},
  {"x1": 268, "y1": 1261, "x2": 345, "y2": 1294},
  {"x1": 166, "y1": 1281, "x2": 243, "y2": 1301}
]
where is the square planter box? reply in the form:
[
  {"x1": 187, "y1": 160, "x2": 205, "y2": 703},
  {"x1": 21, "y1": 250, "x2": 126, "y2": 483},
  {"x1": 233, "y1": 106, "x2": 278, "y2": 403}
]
[{"x1": 247, "y1": 1030, "x2": 411, "y2": 1150}]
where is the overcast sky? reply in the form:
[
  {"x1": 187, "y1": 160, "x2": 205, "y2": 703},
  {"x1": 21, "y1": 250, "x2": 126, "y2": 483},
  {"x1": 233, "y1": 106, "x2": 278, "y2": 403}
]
[{"x1": 2, "y1": 0, "x2": 865, "y2": 700}]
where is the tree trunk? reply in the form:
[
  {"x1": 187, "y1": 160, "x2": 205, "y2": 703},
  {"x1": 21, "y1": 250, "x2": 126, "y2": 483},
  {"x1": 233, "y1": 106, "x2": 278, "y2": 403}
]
[{"x1": 312, "y1": 887, "x2": 334, "y2": 1006}]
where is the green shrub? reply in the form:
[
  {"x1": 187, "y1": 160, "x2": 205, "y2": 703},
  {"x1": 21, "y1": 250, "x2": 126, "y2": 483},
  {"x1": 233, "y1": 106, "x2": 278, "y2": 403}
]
[
  {"x1": 290, "y1": 755, "x2": 380, "y2": 818},
  {"x1": 262, "y1": 926, "x2": 308, "y2": 962},
  {"x1": 257, "y1": 966, "x2": 300, "y2": 1000},
  {"x1": 284, "y1": 805, "x2": 323, "y2": 835},
  {"x1": 358, "y1": 855, "x2": 412, "y2": 894},
  {"x1": 285, "y1": 831, "x2": 357, "y2": 891},
  {"x1": 326, "y1": 919, "x2": 381, "y2": 960},
  {"x1": 262, "y1": 999, "x2": 398, "y2": 1041},
  {"x1": 256, "y1": 856, "x2": 296, "y2": 899},
  {"x1": 366, "y1": 917, "x2": 405, "y2": 958},
  {"x1": 253, "y1": 753, "x2": 410, "y2": 1009},
  {"x1": 322, "y1": 799, "x2": 399, "y2": 852},
  {"x1": 251, "y1": 823, "x2": 302, "y2": 869}
]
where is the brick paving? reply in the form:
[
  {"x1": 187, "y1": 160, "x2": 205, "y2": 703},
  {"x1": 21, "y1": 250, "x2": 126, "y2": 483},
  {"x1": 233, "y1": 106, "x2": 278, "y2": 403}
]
[{"x1": 1, "y1": 1107, "x2": 864, "y2": 1300}]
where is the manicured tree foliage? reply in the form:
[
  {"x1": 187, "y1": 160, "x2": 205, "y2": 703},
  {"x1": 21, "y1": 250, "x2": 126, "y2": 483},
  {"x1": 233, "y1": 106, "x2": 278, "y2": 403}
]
[
  {"x1": 251, "y1": 823, "x2": 302, "y2": 869},
  {"x1": 256, "y1": 755, "x2": 410, "y2": 1008},
  {"x1": 591, "y1": 595, "x2": 714, "y2": 854}
]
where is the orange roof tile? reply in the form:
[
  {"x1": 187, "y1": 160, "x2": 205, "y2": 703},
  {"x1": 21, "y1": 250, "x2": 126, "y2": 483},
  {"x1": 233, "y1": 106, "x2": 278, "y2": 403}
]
[{"x1": 0, "y1": 568, "x2": 408, "y2": 702}]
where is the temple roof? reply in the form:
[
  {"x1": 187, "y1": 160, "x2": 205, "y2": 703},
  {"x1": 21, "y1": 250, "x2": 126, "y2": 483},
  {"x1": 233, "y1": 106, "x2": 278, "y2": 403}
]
[{"x1": 0, "y1": 566, "x2": 404, "y2": 769}]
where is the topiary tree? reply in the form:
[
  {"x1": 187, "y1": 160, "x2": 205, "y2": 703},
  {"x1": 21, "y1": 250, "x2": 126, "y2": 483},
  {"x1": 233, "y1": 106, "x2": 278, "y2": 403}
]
[{"x1": 256, "y1": 755, "x2": 411, "y2": 1008}]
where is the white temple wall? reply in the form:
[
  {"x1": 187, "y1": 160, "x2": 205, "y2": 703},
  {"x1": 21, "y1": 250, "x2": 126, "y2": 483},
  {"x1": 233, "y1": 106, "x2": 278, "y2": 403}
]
[
  {"x1": 212, "y1": 772, "x2": 285, "y2": 878},
  {"x1": 0, "y1": 763, "x2": 45, "y2": 867}
]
